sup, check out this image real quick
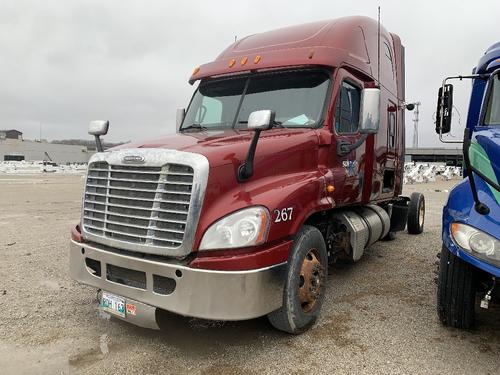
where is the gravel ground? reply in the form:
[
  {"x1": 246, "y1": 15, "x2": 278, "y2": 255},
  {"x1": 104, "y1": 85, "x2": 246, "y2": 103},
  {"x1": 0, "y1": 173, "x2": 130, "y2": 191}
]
[{"x1": 0, "y1": 174, "x2": 499, "y2": 374}]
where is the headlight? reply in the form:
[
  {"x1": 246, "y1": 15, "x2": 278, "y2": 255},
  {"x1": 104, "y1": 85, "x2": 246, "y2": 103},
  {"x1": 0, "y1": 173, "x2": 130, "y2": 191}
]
[
  {"x1": 199, "y1": 206, "x2": 270, "y2": 250},
  {"x1": 451, "y1": 223, "x2": 500, "y2": 263}
]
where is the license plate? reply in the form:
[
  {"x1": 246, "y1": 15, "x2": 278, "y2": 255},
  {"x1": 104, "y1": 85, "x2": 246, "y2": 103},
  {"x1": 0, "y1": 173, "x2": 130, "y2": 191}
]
[{"x1": 100, "y1": 291, "x2": 126, "y2": 318}]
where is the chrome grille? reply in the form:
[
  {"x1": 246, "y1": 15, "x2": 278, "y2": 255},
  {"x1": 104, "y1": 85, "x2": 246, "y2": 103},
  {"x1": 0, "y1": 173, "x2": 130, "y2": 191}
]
[{"x1": 83, "y1": 161, "x2": 195, "y2": 249}]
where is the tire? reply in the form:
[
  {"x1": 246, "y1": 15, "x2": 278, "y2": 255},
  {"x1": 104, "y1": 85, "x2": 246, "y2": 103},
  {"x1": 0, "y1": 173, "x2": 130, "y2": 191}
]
[
  {"x1": 407, "y1": 192, "x2": 425, "y2": 234},
  {"x1": 268, "y1": 225, "x2": 328, "y2": 334},
  {"x1": 382, "y1": 231, "x2": 397, "y2": 241},
  {"x1": 437, "y1": 245, "x2": 476, "y2": 329}
]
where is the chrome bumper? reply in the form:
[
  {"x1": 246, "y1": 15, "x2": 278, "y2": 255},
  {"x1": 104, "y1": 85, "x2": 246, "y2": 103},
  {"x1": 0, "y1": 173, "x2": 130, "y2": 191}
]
[{"x1": 70, "y1": 240, "x2": 286, "y2": 321}]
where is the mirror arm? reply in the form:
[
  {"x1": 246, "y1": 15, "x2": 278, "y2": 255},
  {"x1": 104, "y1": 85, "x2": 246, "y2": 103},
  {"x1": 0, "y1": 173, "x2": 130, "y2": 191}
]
[
  {"x1": 336, "y1": 134, "x2": 369, "y2": 157},
  {"x1": 462, "y1": 128, "x2": 489, "y2": 215},
  {"x1": 94, "y1": 135, "x2": 104, "y2": 152},
  {"x1": 238, "y1": 129, "x2": 262, "y2": 182}
]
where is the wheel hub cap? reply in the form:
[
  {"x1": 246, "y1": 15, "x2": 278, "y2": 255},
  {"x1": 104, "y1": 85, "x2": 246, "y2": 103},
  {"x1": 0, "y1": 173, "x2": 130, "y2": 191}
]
[{"x1": 298, "y1": 249, "x2": 324, "y2": 313}]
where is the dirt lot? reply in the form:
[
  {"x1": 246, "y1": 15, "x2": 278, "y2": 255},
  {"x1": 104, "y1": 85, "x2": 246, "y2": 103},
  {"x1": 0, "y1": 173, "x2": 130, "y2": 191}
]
[{"x1": 0, "y1": 174, "x2": 499, "y2": 374}]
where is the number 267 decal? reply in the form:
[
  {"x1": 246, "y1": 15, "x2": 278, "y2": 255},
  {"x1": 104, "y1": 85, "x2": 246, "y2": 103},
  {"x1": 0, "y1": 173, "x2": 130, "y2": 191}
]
[{"x1": 274, "y1": 207, "x2": 293, "y2": 223}]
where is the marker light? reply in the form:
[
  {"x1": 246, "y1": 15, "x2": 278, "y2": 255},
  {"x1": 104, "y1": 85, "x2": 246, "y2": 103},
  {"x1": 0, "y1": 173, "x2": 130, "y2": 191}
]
[
  {"x1": 192, "y1": 66, "x2": 200, "y2": 75},
  {"x1": 199, "y1": 206, "x2": 270, "y2": 250},
  {"x1": 451, "y1": 222, "x2": 500, "y2": 264},
  {"x1": 254, "y1": 55, "x2": 262, "y2": 64},
  {"x1": 228, "y1": 59, "x2": 236, "y2": 68},
  {"x1": 241, "y1": 57, "x2": 248, "y2": 66}
]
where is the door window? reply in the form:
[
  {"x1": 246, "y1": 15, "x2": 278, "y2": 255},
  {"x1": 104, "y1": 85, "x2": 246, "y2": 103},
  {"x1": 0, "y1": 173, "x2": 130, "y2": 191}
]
[{"x1": 335, "y1": 81, "x2": 361, "y2": 134}]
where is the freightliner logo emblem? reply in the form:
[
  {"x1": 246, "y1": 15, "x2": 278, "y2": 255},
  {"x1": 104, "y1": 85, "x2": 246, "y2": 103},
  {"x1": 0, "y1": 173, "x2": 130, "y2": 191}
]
[{"x1": 122, "y1": 155, "x2": 145, "y2": 164}]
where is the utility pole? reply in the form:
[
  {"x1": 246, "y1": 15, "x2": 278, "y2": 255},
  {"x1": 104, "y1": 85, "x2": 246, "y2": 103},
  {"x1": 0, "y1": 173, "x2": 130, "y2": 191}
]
[{"x1": 412, "y1": 102, "x2": 421, "y2": 149}]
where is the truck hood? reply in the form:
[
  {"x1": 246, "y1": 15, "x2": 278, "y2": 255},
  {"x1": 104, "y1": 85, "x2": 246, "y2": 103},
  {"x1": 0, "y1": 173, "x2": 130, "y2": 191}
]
[{"x1": 112, "y1": 128, "x2": 319, "y2": 167}]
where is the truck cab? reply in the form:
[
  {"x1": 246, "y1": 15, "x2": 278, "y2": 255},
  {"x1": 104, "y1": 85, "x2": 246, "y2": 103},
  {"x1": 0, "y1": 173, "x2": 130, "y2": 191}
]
[
  {"x1": 70, "y1": 16, "x2": 424, "y2": 333},
  {"x1": 436, "y1": 42, "x2": 500, "y2": 328}
]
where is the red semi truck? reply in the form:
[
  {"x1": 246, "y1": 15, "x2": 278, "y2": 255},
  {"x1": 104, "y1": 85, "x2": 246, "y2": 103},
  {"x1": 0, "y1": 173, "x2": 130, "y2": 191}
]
[{"x1": 70, "y1": 16, "x2": 424, "y2": 333}]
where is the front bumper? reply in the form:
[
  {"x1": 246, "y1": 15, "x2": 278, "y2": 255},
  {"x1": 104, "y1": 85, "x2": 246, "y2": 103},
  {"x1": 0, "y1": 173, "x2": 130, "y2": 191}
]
[{"x1": 70, "y1": 240, "x2": 287, "y2": 321}]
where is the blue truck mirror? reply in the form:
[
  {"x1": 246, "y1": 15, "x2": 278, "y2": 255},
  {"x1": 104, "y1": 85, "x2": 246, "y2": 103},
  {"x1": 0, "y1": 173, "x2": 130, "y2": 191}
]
[{"x1": 435, "y1": 84, "x2": 453, "y2": 134}]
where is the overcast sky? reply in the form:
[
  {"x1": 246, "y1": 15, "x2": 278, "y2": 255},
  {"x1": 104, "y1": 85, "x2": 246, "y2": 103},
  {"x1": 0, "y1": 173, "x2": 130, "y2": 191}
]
[{"x1": 1, "y1": 0, "x2": 499, "y2": 146}]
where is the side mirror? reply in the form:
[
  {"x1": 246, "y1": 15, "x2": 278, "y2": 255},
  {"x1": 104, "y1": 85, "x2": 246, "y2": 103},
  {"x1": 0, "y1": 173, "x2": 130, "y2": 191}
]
[
  {"x1": 88, "y1": 120, "x2": 109, "y2": 136},
  {"x1": 88, "y1": 120, "x2": 109, "y2": 152},
  {"x1": 237, "y1": 110, "x2": 275, "y2": 182},
  {"x1": 405, "y1": 103, "x2": 415, "y2": 111},
  {"x1": 248, "y1": 110, "x2": 275, "y2": 130},
  {"x1": 176, "y1": 108, "x2": 185, "y2": 132},
  {"x1": 359, "y1": 88, "x2": 380, "y2": 134},
  {"x1": 435, "y1": 84, "x2": 453, "y2": 134}
]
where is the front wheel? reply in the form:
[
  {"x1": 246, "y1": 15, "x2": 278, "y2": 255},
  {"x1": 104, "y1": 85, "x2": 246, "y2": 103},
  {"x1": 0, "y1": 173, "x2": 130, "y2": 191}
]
[
  {"x1": 437, "y1": 245, "x2": 476, "y2": 328},
  {"x1": 268, "y1": 225, "x2": 328, "y2": 334}
]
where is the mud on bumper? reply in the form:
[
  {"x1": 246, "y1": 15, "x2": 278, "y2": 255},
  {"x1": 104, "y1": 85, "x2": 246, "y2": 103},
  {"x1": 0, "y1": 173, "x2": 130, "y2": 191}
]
[{"x1": 70, "y1": 240, "x2": 287, "y2": 321}]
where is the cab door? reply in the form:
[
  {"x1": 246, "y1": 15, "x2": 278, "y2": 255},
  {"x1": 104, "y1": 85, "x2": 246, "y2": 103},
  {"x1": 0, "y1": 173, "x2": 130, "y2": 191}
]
[
  {"x1": 329, "y1": 69, "x2": 368, "y2": 206},
  {"x1": 380, "y1": 100, "x2": 398, "y2": 197}
]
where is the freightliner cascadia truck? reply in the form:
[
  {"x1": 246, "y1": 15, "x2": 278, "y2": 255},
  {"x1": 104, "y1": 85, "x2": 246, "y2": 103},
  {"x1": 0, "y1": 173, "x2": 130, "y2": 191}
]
[
  {"x1": 436, "y1": 42, "x2": 500, "y2": 328},
  {"x1": 70, "y1": 16, "x2": 424, "y2": 334}
]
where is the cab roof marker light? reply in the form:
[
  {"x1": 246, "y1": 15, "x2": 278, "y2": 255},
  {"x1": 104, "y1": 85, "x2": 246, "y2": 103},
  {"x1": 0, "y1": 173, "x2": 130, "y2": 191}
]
[
  {"x1": 228, "y1": 59, "x2": 236, "y2": 68},
  {"x1": 192, "y1": 66, "x2": 200, "y2": 75},
  {"x1": 254, "y1": 55, "x2": 261, "y2": 64},
  {"x1": 241, "y1": 57, "x2": 248, "y2": 66}
]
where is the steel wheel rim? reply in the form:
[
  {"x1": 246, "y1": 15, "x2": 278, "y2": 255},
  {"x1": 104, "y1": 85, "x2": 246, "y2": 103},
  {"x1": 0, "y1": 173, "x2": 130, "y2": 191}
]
[
  {"x1": 419, "y1": 200, "x2": 425, "y2": 227},
  {"x1": 298, "y1": 248, "x2": 324, "y2": 313}
]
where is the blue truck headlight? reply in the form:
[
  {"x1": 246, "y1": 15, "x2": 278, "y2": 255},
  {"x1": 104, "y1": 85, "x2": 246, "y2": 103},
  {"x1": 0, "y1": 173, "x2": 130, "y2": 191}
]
[
  {"x1": 199, "y1": 206, "x2": 270, "y2": 250},
  {"x1": 451, "y1": 222, "x2": 500, "y2": 262}
]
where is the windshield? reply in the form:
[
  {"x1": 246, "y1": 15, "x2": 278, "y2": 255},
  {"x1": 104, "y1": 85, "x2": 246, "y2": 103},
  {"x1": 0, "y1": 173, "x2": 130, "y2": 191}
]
[
  {"x1": 484, "y1": 74, "x2": 500, "y2": 125},
  {"x1": 182, "y1": 70, "x2": 330, "y2": 130}
]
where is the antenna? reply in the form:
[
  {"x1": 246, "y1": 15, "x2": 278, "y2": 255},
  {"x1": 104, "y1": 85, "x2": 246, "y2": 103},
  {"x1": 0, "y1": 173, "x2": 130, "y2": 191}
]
[{"x1": 377, "y1": 6, "x2": 381, "y2": 87}]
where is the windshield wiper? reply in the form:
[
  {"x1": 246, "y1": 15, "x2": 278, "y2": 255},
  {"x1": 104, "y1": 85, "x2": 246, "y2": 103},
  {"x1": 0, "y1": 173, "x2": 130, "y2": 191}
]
[
  {"x1": 237, "y1": 120, "x2": 285, "y2": 128},
  {"x1": 180, "y1": 123, "x2": 207, "y2": 132}
]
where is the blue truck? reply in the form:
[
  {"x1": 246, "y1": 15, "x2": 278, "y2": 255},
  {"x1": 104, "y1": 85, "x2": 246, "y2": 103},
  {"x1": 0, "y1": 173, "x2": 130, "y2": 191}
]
[{"x1": 436, "y1": 42, "x2": 500, "y2": 328}]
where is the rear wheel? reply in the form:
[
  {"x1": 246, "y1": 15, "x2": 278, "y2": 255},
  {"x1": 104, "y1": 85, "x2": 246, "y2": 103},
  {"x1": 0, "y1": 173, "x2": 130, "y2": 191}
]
[
  {"x1": 268, "y1": 225, "x2": 327, "y2": 334},
  {"x1": 407, "y1": 192, "x2": 425, "y2": 234},
  {"x1": 437, "y1": 245, "x2": 476, "y2": 329},
  {"x1": 382, "y1": 231, "x2": 397, "y2": 241}
]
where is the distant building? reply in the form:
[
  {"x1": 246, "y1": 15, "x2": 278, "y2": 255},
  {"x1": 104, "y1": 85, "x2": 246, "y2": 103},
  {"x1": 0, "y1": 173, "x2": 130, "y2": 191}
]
[
  {"x1": 405, "y1": 147, "x2": 463, "y2": 166},
  {"x1": 0, "y1": 129, "x2": 23, "y2": 140},
  {"x1": 0, "y1": 129, "x2": 92, "y2": 164}
]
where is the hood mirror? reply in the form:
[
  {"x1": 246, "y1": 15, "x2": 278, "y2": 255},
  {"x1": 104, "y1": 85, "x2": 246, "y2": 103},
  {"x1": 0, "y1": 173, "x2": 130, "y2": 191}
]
[
  {"x1": 88, "y1": 120, "x2": 109, "y2": 152},
  {"x1": 88, "y1": 120, "x2": 109, "y2": 136},
  {"x1": 248, "y1": 110, "x2": 275, "y2": 131},
  {"x1": 237, "y1": 110, "x2": 276, "y2": 182}
]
